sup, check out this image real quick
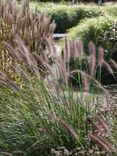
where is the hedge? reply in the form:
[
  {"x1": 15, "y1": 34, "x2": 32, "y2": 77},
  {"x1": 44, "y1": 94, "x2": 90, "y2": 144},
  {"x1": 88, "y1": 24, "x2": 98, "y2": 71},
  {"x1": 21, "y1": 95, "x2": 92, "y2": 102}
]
[
  {"x1": 30, "y1": 2, "x2": 117, "y2": 33},
  {"x1": 48, "y1": 6, "x2": 100, "y2": 33},
  {"x1": 30, "y1": 3, "x2": 100, "y2": 33}
]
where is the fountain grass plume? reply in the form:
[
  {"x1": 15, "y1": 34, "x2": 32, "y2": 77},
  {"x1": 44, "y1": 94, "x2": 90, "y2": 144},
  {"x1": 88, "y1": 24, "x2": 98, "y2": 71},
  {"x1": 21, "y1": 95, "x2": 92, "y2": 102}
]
[
  {"x1": 62, "y1": 38, "x2": 117, "y2": 88},
  {"x1": 81, "y1": 70, "x2": 89, "y2": 91},
  {"x1": 0, "y1": 70, "x2": 20, "y2": 91},
  {"x1": 109, "y1": 59, "x2": 117, "y2": 70},
  {"x1": 87, "y1": 115, "x2": 117, "y2": 155},
  {"x1": 2, "y1": 36, "x2": 56, "y2": 81},
  {"x1": 70, "y1": 69, "x2": 109, "y2": 95},
  {"x1": 98, "y1": 46, "x2": 104, "y2": 67},
  {"x1": 63, "y1": 37, "x2": 70, "y2": 63},
  {"x1": 89, "y1": 41, "x2": 96, "y2": 77},
  {"x1": 103, "y1": 60, "x2": 117, "y2": 81}
]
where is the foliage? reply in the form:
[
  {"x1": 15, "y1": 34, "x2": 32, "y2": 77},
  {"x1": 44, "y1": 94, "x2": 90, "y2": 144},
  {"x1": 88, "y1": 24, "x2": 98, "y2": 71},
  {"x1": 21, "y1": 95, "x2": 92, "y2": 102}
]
[
  {"x1": 35, "y1": 4, "x2": 100, "y2": 33},
  {"x1": 49, "y1": 6, "x2": 100, "y2": 33},
  {"x1": 105, "y1": 5, "x2": 117, "y2": 17},
  {"x1": 68, "y1": 16, "x2": 117, "y2": 61},
  {"x1": 30, "y1": 2, "x2": 117, "y2": 33}
]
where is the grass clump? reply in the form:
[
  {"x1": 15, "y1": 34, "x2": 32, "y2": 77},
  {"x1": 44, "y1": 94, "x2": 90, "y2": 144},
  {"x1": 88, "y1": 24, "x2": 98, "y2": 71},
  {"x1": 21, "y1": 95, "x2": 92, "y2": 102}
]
[
  {"x1": 0, "y1": 0, "x2": 56, "y2": 78},
  {"x1": 0, "y1": 83, "x2": 91, "y2": 155},
  {"x1": 0, "y1": 1, "x2": 117, "y2": 155},
  {"x1": 0, "y1": 36, "x2": 117, "y2": 156},
  {"x1": 0, "y1": 37, "x2": 93, "y2": 156}
]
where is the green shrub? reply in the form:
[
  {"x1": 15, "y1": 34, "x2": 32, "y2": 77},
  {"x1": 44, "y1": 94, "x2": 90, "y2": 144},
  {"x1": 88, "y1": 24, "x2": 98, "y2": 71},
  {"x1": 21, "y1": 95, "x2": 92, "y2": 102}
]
[{"x1": 68, "y1": 16, "x2": 117, "y2": 61}]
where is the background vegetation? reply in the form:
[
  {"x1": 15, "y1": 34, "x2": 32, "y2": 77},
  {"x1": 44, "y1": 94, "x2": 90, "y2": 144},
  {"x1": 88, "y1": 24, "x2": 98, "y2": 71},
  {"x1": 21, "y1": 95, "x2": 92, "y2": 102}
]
[{"x1": 30, "y1": 2, "x2": 117, "y2": 33}]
